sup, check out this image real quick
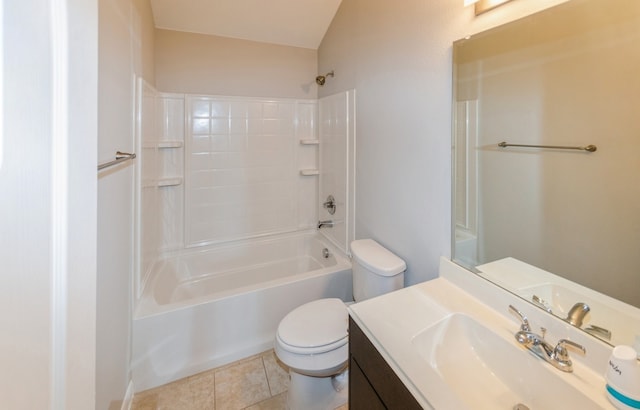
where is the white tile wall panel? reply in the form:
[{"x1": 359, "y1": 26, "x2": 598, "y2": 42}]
[
  {"x1": 190, "y1": 135, "x2": 211, "y2": 153},
  {"x1": 138, "y1": 81, "x2": 160, "y2": 298},
  {"x1": 230, "y1": 118, "x2": 248, "y2": 135},
  {"x1": 184, "y1": 95, "x2": 317, "y2": 246},
  {"x1": 262, "y1": 119, "x2": 280, "y2": 135},
  {"x1": 161, "y1": 98, "x2": 185, "y2": 140},
  {"x1": 247, "y1": 102, "x2": 263, "y2": 119},
  {"x1": 191, "y1": 100, "x2": 210, "y2": 117},
  {"x1": 190, "y1": 152, "x2": 212, "y2": 170},
  {"x1": 157, "y1": 93, "x2": 185, "y2": 253},
  {"x1": 229, "y1": 101, "x2": 248, "y2": 118},
  {"x1": 318, "y1": 91, "x2": 355, "y2": 254},
  {"x1": 210, "y1": 101, "x2": 230, "y2": 118},
  {"x1": 192, "y1": 118, "x2": 211, "y2": 134},
  {"x1": 137, "y1": 86, "x2": 186, "y2": 299},
  {"x1": 159, "y1": 185, "x2": 184, "y2": 251},
  {"x1": 136, "y1": 91, "x2": 338, "y2": 295},
  {"x1": 262, "y1": 102, "x2": 279, "y2": 119},
  {"x1": 296, "y1": 101, "x2": 319, "y2": 229},
  {"x1": 159, "y1": 146, "x2": 183, "y2": 178},
  {"x1": 247, "y1": 119, "x2": 263, "y2": 135},
  {"x1": 190, "y1": 170, "x2": 215, "y2": 188}
]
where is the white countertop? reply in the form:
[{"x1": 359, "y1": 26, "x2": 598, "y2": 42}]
[{"x1": 348, "y1": 257, "x2": 616, "y2": 409}]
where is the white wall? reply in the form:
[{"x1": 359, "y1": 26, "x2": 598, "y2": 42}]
[
  {"x1": 318, "y1": 0, "x2": 568, "y2": 285},
  {"x1": 155, "y1": 29, "x2": 319, "y2": 99},
  {"x1": 97, "y1": 0, "x2": 155, "y2": 408},
  {"x1": 1, "y1": 0, "x2": 98, "y2": 408},
  {"x1": 66, "y1": 2, "x2": 100, "y2": 406}
]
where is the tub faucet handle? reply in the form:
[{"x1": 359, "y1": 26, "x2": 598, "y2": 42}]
[{"x1": 323, "y1": 195, "x2": 336, "y2": 215}]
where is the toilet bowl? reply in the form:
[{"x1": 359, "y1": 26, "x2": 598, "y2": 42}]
[
  {"x1": 275, "y1": 298, "x2": 349, "y2": 410},
  {"x1": 275, "y1": 239, "x2": 406, "y2": 410}
]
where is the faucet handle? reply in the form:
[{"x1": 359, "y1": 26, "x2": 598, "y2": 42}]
[
  {"x1": 508, "y1": 305, "x2": 531, "y2": 332},
  {"x1": 323, "y1": 195, "x2": 336, "y2": 215},
  {"x1": 554, "y1": 339, "x2": 586, "y2": 361}
]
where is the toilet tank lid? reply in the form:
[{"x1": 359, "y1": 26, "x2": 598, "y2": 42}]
[{"x1": 350, "y1": 239, "x2": 406, "y2": 276}]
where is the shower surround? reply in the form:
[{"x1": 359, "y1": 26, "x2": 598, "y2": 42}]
[{"x1": 132, "y1": 83, "x2": 356, "y2": 391}]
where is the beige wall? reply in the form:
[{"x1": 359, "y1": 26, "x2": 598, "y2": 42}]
[
  {"x1": 318, "y1": 0, "x2": 568, "y2": 285},
  {"x1": 155, "y1": 29, "x2": 318, "y2": 99},
  {"x1": 133, "y1": 0, "x2": 156, "y2": 84}
]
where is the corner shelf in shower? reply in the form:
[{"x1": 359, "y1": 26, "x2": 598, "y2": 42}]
[
  {"x1": 158, "y1": 141, "x2": 183, "y2": 149},
  {"x1": 142, "y1": 177, "x2": 183, "y2": 188},
  {"x1": 142, "y1": 140, "x2": 184, "y2": 149},
  {"x1": 299, "y1": 139, "x2": 320, "y2": 145},
  {"x1": 158, "y1": 177, "x2": 183, "y2": 187},
  {"x1": 299, "y1": 169, "x2": 319, "y2": 176}
]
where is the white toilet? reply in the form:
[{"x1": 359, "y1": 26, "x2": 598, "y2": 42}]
[{"x1": 274, "y1": 239, "x2": 406, "y2": 410}]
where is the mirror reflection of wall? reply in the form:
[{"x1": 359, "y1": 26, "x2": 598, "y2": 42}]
[{"x1": 453, "y1": 0, "x2": 640, "y2": 309}]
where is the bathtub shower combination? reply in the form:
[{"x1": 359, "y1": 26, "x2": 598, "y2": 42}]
[
  {"x1": 133, "y1": 231, "x2": 351, "y2": 390},
  {"x1": 132, "y1": 87, "x2": 356, "y2": 391}
]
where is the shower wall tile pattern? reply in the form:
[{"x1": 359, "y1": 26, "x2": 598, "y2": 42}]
[{"x1": 185, "y1": 96, "x2": 318, "y2": 246}]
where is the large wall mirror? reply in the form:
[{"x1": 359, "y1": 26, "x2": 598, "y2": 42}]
[{"x1": 452, "y1": 0, "x2": 640, "y2": 347}]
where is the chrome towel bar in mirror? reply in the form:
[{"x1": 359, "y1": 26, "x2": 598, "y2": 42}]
[{"x1": 498, "y1": 142, "x2": 597, "y2": 152}]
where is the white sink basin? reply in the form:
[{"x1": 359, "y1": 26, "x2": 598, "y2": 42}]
[{"x1": 411, "y1": 313, "x2": 600, "y2": 409}]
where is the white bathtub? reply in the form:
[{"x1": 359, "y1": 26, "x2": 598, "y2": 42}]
[{"x1": 132, "y1": 230, "x2": 352, "y2": 391}]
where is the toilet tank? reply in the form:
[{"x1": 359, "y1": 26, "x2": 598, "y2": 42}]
[{"x1": 350, "y1": 239, "x2": 406, "y2": 302}]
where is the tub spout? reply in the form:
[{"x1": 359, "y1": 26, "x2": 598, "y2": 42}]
[{"x1": 318, "y1": 220, "x2": 334, "y2": 229}]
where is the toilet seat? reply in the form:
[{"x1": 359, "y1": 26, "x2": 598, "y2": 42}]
[
  {"x1": 276, "y1": 298, "x2": 348, "y2": 355},
  {"x1": 273, "y1": 239, "x2": 406, "y2": 409}
]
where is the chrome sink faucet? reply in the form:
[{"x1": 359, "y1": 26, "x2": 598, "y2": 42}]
[{"x1": 509, "y1": 305, "x2": 586, "y2": 373}]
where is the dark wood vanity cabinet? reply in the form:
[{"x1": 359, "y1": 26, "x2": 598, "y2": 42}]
[{"x1": 349, "y1": 317, "x2": 423, "y2": 410}]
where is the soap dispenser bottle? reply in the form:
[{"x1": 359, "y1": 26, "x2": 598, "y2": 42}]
[{"x1": 606, "y1": 345, "x2": 640, "y2": 409}]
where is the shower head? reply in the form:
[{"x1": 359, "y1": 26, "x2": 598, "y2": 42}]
[{"x1": 315, "y1": 70, "x2": 335, "y2": 86}]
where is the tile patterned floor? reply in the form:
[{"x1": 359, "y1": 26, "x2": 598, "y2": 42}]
[{"x1": 131, "y1": 349, "x2": 349, "y2": 410}]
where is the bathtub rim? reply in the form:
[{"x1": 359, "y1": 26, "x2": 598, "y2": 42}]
[{"x1": 134, "y1": 229, "x2": 351, "y2": 319}]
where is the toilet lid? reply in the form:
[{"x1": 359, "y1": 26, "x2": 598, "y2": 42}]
[{"x1": 277, "y1": 298, "x2": 348, "y2": 354}]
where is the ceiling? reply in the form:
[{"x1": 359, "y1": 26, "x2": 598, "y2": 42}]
[{"x1": 149, "y1": 0, "x2": 343, "y2": 50}]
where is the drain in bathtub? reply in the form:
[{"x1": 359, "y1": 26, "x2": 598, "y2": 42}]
[{"x1": 513, "y1": 404, "x2": 530, "y2": 410}]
